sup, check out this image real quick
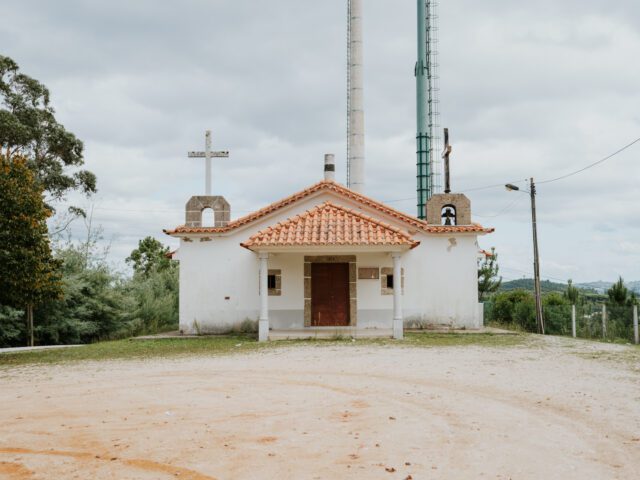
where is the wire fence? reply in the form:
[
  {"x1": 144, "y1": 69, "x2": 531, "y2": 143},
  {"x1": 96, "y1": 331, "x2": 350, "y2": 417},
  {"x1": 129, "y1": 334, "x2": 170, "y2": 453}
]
[{"x1": 484, "y1": 302, "x2": 639, "y2": 344}]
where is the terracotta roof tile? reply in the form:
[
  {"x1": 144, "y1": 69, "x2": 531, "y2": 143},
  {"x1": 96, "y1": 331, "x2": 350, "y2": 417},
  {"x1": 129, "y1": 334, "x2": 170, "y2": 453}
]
[
  {"x1": 240, "y1": 202, "x2": 420, "y2": 250},
  {"x1": 163, "y1": 180, "x2": 494, "y2": 236},
  {"x1": 423, "y1": 225, "x2": 496, "y2": 234}
]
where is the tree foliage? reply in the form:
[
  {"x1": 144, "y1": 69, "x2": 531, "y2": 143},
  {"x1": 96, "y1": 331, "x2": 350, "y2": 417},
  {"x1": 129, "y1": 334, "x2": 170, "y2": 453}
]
[
  {"x1": 0, "y1": 305, "x2": 24, "y2": 347},
  {"x1": 0, "y1": 155, "x2": 62, "y2": 345},
  {"x1": 0, "y1": 55, "x2": 96, "y2": 200},
  {"x1": 0, "y1": 229, "x2": 180, "y2": 347},
  {"x1": 564, "y1": 279, "x2": 580, "y2": 305},
  {"x1": 607, "y1": 277, "x2": 631, "y2": 306},
  {"x1": 126, "y1": 236, "x2": 173, "y2": 278},
  {"x1": 35, "y1": 242, "x2": 133, "y2": 345},
  {"x1": 478, "y1": 247, "x2": 502, "y2": 301},
  {"x1": 127, "y1": 265, "x2": 179, "y2": 335},
  {"x1": 490, "y1": 290, "x2": 536, "y2": 331}
]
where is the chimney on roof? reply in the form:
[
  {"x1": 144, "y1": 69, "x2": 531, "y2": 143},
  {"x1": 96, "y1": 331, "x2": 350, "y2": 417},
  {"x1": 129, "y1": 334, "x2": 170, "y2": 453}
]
[{"x1": 324, "y1": 154, "x2": 336, "y2": 181}]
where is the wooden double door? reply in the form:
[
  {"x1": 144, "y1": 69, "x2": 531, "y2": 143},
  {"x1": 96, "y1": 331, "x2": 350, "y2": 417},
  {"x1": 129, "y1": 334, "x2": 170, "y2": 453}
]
[{"x1": 311, "y1": 263, "x2": 350, "y2": 326}]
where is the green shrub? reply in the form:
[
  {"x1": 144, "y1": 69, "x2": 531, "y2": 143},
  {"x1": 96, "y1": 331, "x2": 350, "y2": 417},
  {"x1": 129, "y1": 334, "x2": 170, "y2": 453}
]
[{"x1": 0, "y1": 305, "x2": 25, "y2": 347}]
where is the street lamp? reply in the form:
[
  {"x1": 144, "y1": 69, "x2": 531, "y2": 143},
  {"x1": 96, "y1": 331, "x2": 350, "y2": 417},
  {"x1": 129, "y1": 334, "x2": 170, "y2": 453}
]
[{"x1": 506, "y1": 178, "x2": 545, "y2": 334}]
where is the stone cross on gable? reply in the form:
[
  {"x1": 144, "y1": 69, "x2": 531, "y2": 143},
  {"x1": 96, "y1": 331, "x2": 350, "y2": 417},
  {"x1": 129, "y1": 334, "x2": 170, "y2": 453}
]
[{"x1": 187, "y1": 130, "x2": 230, "y2": 195}]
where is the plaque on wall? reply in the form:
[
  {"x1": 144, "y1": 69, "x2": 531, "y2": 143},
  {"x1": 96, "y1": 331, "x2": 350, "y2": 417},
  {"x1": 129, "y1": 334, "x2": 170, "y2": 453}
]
[{"x1": 358, "y1": 267, "x2": 380, "y2": 280}]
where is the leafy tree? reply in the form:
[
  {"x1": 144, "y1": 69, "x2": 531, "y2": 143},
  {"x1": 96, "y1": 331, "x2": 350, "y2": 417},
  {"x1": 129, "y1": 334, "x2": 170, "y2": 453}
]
[
  {"x1": 513, "y1": 294, "x2": 537, "y2": 332},
  {"x1": 478, "y1": 247, "x2": 502, "y2": 301},
  {"x1": 0, "y1": 155, "x2": 62, "y2": 345},
  {"x1": 0, "y1": 305, "x2": 24, "y2": 347},
  {"x1": 127, "y1": 266, "x2": 179, "y2": 335},
  {"x1": 564, "y1": 279, "x2": 580, "y2": 305},
  {"x1": 491, "y1": 290, "x2": 530, "y2": 324},
  {"x1": 125, "y1": 237, "x2": 178, "y2": 334},
  {"x1": 0, "y1": 55, "x2": 96, "y2": 200},
  {"x1": 602, "y1": 277, "x2": 637, "y2": 341},
  {"x1": 126, "y1": 236, "x2": 173, "y2": 278},
  {"x1": 607, "y1": 277, "x2": 629, "y2": 306},
  {"x1": 36, "y1": 244, "x2": 132, "y2": 345},
  {"x1": 543, "y1": 292, "x2": 571, "y2": 335}
]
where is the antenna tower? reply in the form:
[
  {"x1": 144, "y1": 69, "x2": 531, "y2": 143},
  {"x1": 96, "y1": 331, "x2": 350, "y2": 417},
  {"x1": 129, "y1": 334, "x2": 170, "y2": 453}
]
[
  {"x1": 416, "y1": 0, "x2": 442, "y2": 219},
  {"x1": 346, "y1": 0, "x2": 352, "y2": 187},
  {"x1": 346, "y1": 0, "x2": 365, "y2": 193}
]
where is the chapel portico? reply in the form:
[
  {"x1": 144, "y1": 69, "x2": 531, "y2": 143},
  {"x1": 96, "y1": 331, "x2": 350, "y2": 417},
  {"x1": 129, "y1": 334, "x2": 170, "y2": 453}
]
[{"x1": 240, "y1": 201, "x2": 419, "y2": 341}]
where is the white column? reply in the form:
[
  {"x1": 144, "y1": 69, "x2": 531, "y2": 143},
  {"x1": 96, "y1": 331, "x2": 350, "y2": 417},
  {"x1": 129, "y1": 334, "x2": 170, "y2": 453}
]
[
  {"x1": 259, "y1": 252, "x2": 269, "y2": 342},
  {"x1": 392, "y1": 252, "x2": 403, "y2": 340},
  {"x1": 633, "y1": 305, "x2": 638, "y2": 345},
  {"x1": 571, "y1": 304, "x2": 576, "y2": 338}
]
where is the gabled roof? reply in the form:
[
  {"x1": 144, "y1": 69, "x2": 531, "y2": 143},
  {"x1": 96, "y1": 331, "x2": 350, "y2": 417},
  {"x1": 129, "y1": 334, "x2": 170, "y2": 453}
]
[
  {"x1": 164, "y1": 180, "x2": 494, "y2": 236},
  {"x1": 240, "y1": 201, "x2": 420, "y2": 250}
]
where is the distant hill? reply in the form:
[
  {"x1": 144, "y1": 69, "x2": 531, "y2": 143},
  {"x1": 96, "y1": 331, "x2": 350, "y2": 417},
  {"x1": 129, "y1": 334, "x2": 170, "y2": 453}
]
[
  {"x1": 500, "y1": 279, "x2": 569, "y2": 294},
  {"x1": 577, "y1": 281, "x2": 640, "y2": 295},
  {"x1": 575, "y1": 281, "x2": 611, "y2": 294},
  {"x1": 500, "y1": 278, "x2": 639, "y2": 297}
]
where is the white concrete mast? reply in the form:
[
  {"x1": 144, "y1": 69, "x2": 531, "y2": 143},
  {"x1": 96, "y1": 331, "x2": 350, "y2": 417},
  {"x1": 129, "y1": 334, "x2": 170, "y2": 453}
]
[{"x1": 347, "y1": 0, "x2": 365, "y2": 193}]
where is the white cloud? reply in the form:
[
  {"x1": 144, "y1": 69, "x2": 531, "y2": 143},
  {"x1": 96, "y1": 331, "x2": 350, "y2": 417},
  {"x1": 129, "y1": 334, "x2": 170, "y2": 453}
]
[{"x1": 2, "y1": 0, "x2": 639, "y2": 282}]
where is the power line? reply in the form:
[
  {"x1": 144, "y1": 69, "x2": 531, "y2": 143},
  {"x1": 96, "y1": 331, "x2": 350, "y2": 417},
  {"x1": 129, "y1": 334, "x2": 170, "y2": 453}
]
[
  {"x1": 461, "y1": 179, "x2": 528, "y2": 193},
  {"x1": 500, "y1": 266, "x2": 569, "y2": 284},
  {"x1": 475, "y1": 135, "x2": 640, "y2": 219},
  {"x1": 538, "y1": 135, "x2": 640, "y2": 185},
  {"x1": 473, "y1": 194, "x2": 527, "y2": 218},
  {"x1": 49, "y1": 135, "x2": 640, "y2": 217}
]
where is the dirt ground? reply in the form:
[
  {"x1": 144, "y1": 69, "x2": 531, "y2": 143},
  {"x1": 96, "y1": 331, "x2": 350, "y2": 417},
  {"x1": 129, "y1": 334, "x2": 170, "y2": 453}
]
[{"x1": 1, "y1": 337, "x2": 639, "y2": 479}]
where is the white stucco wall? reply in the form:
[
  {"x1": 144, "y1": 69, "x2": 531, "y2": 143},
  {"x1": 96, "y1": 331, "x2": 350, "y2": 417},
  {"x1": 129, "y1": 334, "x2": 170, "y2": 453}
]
[
  {"x1": 174, "y1": 190, "x2": 484, "y2": 333},
  {"x1": 406, "y1": 234, "x2": 483, "y2": 328}
]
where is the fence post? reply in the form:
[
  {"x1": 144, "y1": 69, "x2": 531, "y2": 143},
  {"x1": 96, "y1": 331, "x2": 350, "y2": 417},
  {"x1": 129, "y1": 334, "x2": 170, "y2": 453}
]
[
  {"x1": 571, "y1": 304, "x2": 576, "y2": 338},
  {"x1": 634, "y1": 305, "x2": 639, "y2": 345},
  {"x1": 602, "y1": 304, "x2": 607, "y2": 339}
]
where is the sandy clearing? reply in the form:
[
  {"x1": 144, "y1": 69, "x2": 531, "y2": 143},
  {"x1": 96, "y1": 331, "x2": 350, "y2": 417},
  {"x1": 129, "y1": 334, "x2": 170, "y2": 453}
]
[{"x1": 0, "y1": 338, "x2": 639, "y2": 479}]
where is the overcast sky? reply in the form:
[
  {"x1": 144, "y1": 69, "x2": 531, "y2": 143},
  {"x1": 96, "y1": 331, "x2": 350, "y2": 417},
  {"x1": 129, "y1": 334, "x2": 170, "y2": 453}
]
[{"x1": 2, "y1": 0, "x2": 639, "y2": 283}]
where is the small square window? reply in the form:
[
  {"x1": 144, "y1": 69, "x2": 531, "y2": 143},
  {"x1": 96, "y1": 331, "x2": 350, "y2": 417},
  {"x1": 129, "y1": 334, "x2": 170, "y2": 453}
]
[
  {"x1": 267, "y1": 274, "x2": 277, "y2": 290},
  {"x1": 386, "y1": 274, "x2": 394, "y2": 289}
]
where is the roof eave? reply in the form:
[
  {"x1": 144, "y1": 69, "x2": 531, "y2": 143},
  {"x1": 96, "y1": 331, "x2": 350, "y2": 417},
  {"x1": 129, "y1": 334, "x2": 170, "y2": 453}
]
[{"x1": 240, "y1": 244, "x2": 416, "y2": 254}]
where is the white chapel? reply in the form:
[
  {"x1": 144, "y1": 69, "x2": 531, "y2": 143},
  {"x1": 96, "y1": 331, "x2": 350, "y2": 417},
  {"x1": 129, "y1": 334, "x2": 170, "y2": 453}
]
[{"x1": 164, "y1": 154, "x2": 493, "y2": 341}]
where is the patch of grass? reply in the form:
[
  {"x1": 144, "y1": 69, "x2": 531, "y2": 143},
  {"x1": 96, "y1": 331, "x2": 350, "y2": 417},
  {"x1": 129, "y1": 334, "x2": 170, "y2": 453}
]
[
  {"x1": 570, "y1": 343, "x2": 640, "y2": 368},
  {"x1": 485, "y1": 321, "x2": 531, "y2": 334},
  {"x1": 0, "y1": 335, "x2": 264, "y2": 367},
  {"x1": 0, "y1": 331, "x2": 529, "y2": 367},
  {"x1": 259, "y1": 332, "x2": 528, "y2": 349},
  {"x1": 403, "y1": 332, "x2": 527, "y2": 348}
]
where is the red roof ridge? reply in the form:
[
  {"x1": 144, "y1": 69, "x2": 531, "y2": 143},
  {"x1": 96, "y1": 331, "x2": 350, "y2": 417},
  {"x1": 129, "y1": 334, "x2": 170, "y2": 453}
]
[
  {"x1": 314, "y1": 200, "x2": 412, "y2": 237},
  {"x1": 240, "y1": 200, "x2": 420, "y2": 250}
]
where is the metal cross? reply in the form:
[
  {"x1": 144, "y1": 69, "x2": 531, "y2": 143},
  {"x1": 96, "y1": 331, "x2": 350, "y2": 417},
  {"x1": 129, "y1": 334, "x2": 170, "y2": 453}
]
[
  {"x1": 187, "y1": 130, "x2": 229, "y2": 195},
  {"x1": 442, "y1": 127, "x2": 452, "y2": 194}
]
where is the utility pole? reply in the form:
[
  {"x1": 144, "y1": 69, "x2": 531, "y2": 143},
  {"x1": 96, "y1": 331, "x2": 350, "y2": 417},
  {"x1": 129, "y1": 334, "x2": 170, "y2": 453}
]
[
  {"x1": 506, "y1": 178, "x2": 545, "y2": 334},
  {"x1": 530, "y1": 178, "x2": 545, "y2": 334}
]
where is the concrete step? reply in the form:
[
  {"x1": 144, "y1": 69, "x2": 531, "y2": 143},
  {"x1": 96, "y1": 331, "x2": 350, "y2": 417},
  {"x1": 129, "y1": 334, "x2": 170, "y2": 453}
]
[{"x1": 269, "y1": 328, "x2": 393, "y2": 340}]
